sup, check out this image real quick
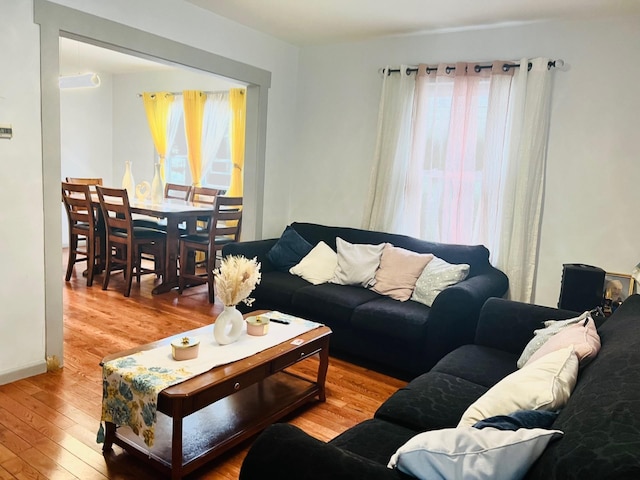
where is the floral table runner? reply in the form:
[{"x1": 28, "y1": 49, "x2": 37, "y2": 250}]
[{"x1": 97, "y1": 316, "x2": 321, "y2": 448}]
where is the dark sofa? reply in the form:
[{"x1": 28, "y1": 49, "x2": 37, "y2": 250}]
[
  {"x1": 239, "y1": 295, "x2": 640, "y2": 479},
  {"x1": 223, "y1": 222, "x2": 509, "y2": 379}
]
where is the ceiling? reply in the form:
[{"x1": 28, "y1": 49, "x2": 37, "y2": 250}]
[
  {"x1": 186, "y1": 0, "x2": 640, "y2": 46},
  {"x1": 59, "y1": 0, "x2": 639, "y2": 74}
]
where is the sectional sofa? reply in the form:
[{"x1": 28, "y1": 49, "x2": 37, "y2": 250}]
[
  {"x1": 223, "y1": 222, "x2": 508, "y2": 379},
  {"x1": 239, "y1": 295, "x2": 640, "y2": 479}
]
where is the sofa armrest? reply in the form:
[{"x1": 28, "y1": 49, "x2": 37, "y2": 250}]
[
  {"x1": 222, "y1": 238, "x2": 278, "y2": 272},
  {"x1": 424, "y1": 269, "x2": 509, "y2": 363},
  {"x1": 239, "y1": 424, "x2": 409, "y2": 480},
  {"x1": 474, "y1": 297, "x2": 581, "y2": 355}
]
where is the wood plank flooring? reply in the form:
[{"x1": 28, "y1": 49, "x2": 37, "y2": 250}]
[{"x1": 0, "y1": 252, "x2": 406, "y2": 479}]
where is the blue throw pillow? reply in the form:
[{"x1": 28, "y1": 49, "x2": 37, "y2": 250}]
[
  {"x1": 473, "y1": 410, "x2": 559, "y2": 431},
  {"x1": 267, "y1": 226, "x2": 314, "y2": 271}
]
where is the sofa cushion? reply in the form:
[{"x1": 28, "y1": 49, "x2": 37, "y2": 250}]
[
  {"x1": 371, "y1": 244, "x2": 433, "y2": 301},
  {"x1": 266, "y1": 225, "x2": 314, "y2": 271},
  {"x1": 524, "y1": 317, "x2": 600, "y2": 368},
  {"x1": 292, "y1": 283, "x2": 380, "y2": 328},
  {"x1": 411, "y1": 257, "x2": 470, "y2": 307},
  {"x1": 330, "y1": 237, "x2": 386, "y2": 288},
  {"x1": 516, "y1": 311, "x2": 590, "y2": 368},
  {"x1": 458, "y1": 346, "x2": 579, "y2": 427},
  {"x1": 351, "y1": 297, "x2": 431, "y2": 343},
  {"x1": 290, "y1": 222, "x2": 493, "y2": 277},
  {"x1": 289, "y1": 241, "x2": 338, "y2": 285},
  {"x1": 375, "y1": 371, "x2": 488, "y2": 432},
  {"x1": 388, "y1": 426, "x2": 563, "y2": 480},
  {"x1": 527, "y1": 295, "x2": 640, "y2": 479},
  {"x1": 329, "y1": 418, "x2": 418, "y2": 467},
  {"x1": 431, "y1": 345, "x2": 518, "y2": 389},
  {"x1": 249, "y1": 271, "x2": 311, "y2": 310}
]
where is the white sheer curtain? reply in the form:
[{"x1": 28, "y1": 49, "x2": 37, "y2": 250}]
[
  {"x1": 165, "y1": 96, "x2": 184, "y2": 177},
  {"x1": 364, "y1": 58, "x2": 554, "y2": 302},
  {"x1": 363, "y1": 66, "x2": 415, "y2": 232},
  {"x1": 201, "y1": 92, "x2": 230, "y2": 187},
  {"x1": 494, "y1": 58, "x2": 554, "y2": 301}
]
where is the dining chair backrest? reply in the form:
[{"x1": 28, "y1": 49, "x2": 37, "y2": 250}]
[
  {"x1": 62, "y1": 181, "x2": 96, "y2": 233},
  {"x1": 190, "y1": 186, "x2": 220, "y2": 205},
  {"x1": 95, "y1": 186, "x2": 134, "y2": 236},
  {"x1": 65, "y1": 177, "x2": 103, "y2": 186},
  {"x1": 62, "y1": 181, "x2": 100, "y2": 286},
  {"x1": 209, "y1": 196, "x2": 243, "y2": 245},
  {"x1": 164, "y1": 183, "x2": 192, "y2": 201}
]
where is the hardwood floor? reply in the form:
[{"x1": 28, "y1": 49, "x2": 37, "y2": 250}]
[{"x1": 0, "y1": 252, "x2": 406, "y2": 479}]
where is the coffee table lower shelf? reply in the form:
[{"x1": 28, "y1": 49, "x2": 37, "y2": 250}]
[{"x1": 106, "y1": 371, "x2": 320, "y2": 478}]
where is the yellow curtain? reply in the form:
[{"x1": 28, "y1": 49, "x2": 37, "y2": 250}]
[
  {"x1": 227, "y1": 88, "x2": 246, "y2": 197},
  {"x1": 183, "y1": 90, "x2": 206, "y2": 187},
  {"x1": 142, "y1": 92, "x2": 173, "y2": 182}
]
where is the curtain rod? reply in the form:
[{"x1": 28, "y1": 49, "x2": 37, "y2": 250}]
[
  {"x1": 136, "y1": 89, "x2": 244, "y2": 97},
  {"x1": 382, "y1": 59, "x2": 564, "y2": 76}
]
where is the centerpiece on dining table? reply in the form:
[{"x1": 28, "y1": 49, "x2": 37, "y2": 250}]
[{"x1": 213, "y1": 255, "x2": 261, "y2": 345}]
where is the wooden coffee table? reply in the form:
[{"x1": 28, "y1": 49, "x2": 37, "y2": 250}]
[{"x1": 101, "y1": 314, "x2": 331, "y2": 479}]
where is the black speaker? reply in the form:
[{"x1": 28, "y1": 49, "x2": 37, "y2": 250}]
[{"x1": 558, "y1": 264, "x2": 606, "y2": 312}]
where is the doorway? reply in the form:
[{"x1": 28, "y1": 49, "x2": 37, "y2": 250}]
[{"x1": 35, "y1": 0, "x2": 271, "y2": 366}]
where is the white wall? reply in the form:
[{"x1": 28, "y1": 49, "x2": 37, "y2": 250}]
[
  {"x1": 0, "y1": 0, "x2": 47, "y2": 381},
  {"x1": 0, "y1": 0, "x2": 300, "y2": 384},
  {"x1": 291, "y1": 16, "x2": 640, "y2": 307},
  {"x1": 60, "y1": 73, "x2": 113, "y2": 246}
]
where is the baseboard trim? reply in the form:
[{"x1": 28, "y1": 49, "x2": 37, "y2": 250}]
[{"x1": 0, "y1": 361, "x2": 48, "y2": 386}]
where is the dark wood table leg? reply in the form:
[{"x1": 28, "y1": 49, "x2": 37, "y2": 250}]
[
  {"x1": 152, "y1": 215, "x2": 180, "y2": 294},
  {"x1": 316, "y1": 337, "x2": 330, "y2": 402},
  {"x1": 102, "y1": 421, "x2": 116, "y2": 451},
  {"x1": 171, "y1": 410, "x2": 184, "y2": 480}
]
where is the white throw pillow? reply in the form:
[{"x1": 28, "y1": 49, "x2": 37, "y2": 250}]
[
  {"x1": 330, "y1": 237, "x2": 386, "y2": 288},
  {"x1": 289, "y1": 241, "x2": 338, "y2": 285},
  {"x1": 516, "y1": 311, "x2": 591, "y2": 368},
  {"x1": 388, "y1": 426, "x2": 563, "y2": 480},
  {"x1": 411, "y1": 257, "x2": 470, "y2": 307},
  {"x1": 458, "y1": 346, "x2": 579, "y2": 427}
]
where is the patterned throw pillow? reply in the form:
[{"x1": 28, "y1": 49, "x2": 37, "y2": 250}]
[
  {"x1": 411, "y1": 257, "x2": 470, "y2": 307},
  {"x1": 516, "y1": 311, "x2": 591, "y2": 368}
]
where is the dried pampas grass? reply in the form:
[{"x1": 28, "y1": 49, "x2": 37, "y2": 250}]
[{"x1": 214, "y1": 255, "x2": 261, "y2": 307}]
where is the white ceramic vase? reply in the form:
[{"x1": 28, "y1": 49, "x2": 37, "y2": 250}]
[
  {"x1": 214, "y1": 305, "x2": 244, "y2": 345},
  {"x1": 151, "y1": 162, "x2": 163, "y2": 204},
  {"x1": 121, "y1": 160, "x2": 135, "y2": 199}
]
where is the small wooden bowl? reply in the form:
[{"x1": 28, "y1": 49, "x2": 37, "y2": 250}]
[{"x1": 171, "y1": 337, "x2": 200, "y2": 361}]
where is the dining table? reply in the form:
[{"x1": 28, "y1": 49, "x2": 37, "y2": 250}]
[{"x1": 92, "y1": 195, "x2": 214, "y2": 295}]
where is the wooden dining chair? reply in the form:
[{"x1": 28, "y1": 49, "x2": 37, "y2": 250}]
[
  {"x1": 65, "y1": 177, "x2": 103, "y2": 195},
  {"x1": 65, "y1": 177, "x2": 103, "y2": 186},
  {"x1": 189, "y1": 186, "x2": 220, "y2": 205},
  {"x1": 165, "y1": 183, "x2": 192, "y2": 200},
  {"x1": 178, "y1": 197, "x2": 243, "y2": 303},
  {"x1": 61, "y1": 182, "x2": 101, "y2": 287},
  {"x1": 95, "y1": 186, "x2": 167, "y2": 297}
]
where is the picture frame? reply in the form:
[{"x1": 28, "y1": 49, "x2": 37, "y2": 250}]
[{"x1": 603, "y1": 272, "x2": 635, "y2": 303}]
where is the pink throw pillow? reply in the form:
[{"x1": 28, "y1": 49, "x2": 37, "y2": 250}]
[
  {"x1": 524, "y1": 318, "x2": 601, "y2": 367},
  {"x1": 372, "y1": 244, "x2": 433, "y2": 301}
]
